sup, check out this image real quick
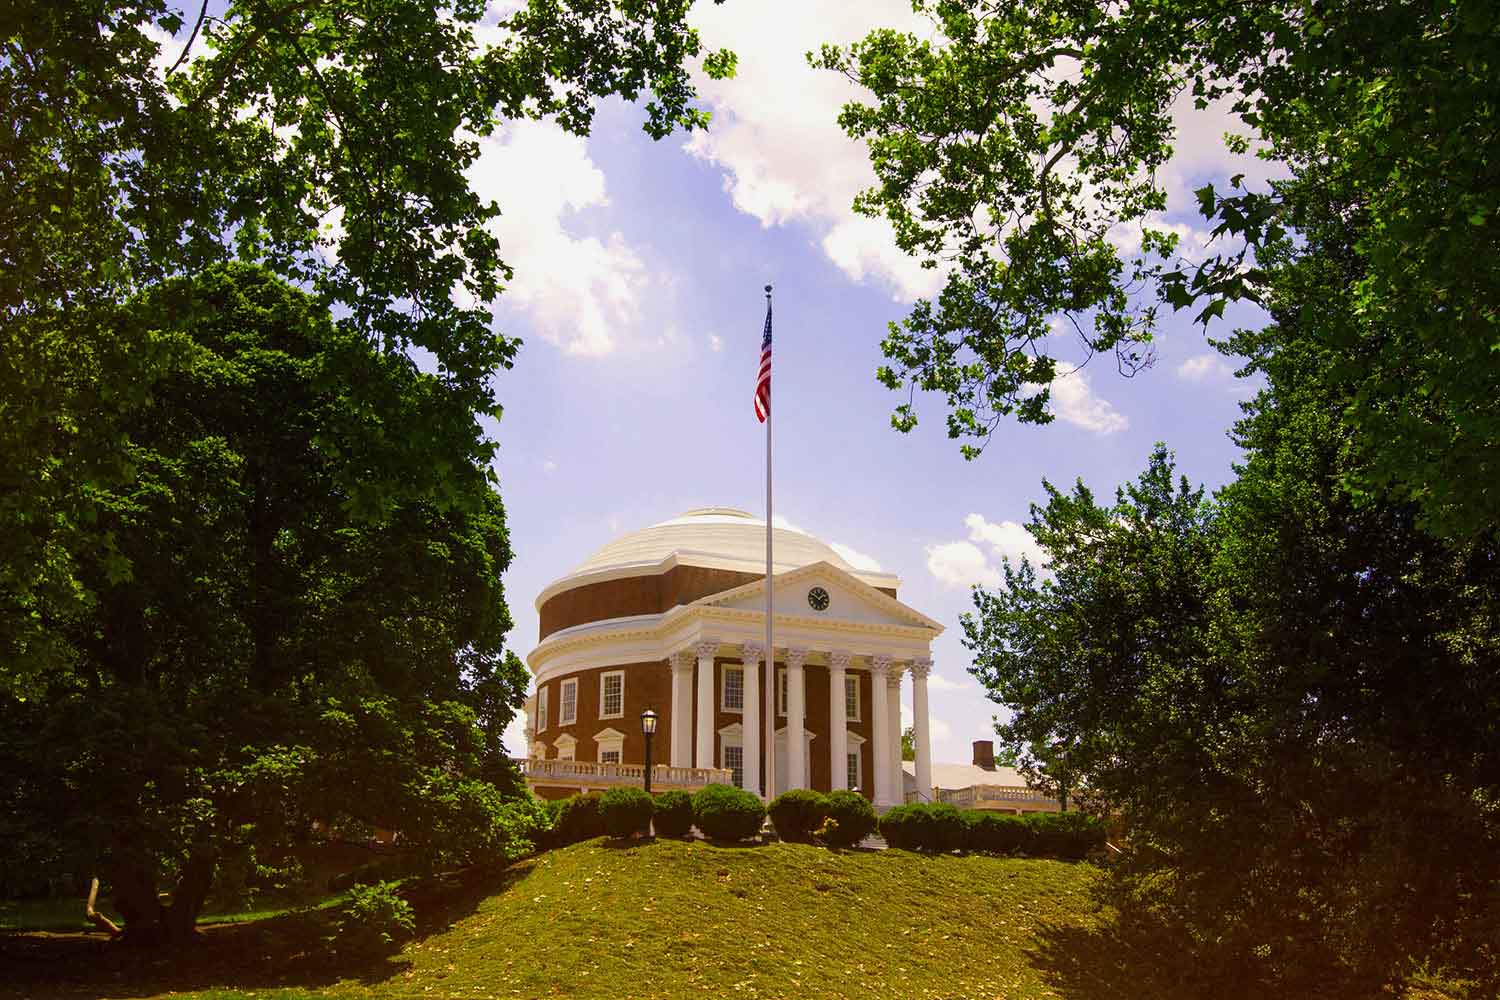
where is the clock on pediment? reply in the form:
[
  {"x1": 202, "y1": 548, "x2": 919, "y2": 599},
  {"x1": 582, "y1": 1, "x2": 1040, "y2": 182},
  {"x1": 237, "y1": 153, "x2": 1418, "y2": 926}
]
[{"x1": 807, "y1": 586, "x2": 830, "y2": 612}]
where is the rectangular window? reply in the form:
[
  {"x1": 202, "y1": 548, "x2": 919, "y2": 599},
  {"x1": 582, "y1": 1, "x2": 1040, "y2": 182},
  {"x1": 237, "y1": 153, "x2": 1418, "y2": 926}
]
[
  {"x1": 777, "y1": 667, "x2": 787, "y2": 715},
  {"x1": 723, "y1": 744, "x2": 744, "y2": 788},
  {"x1": 600, "y1": 671, "x2": 624, "y2": 719},
  {"x1": 536, "y1": 686, "x2": 549, "y2": 732},
  {"x1": 560, "y1": 678, "x2": 577, "y2": 725},
  {"x1": 600, "y1": 749, "x2": 621, "y2": 765},
  {"x1": 844, "y1": 675, "x2": 860, "y2": 721},
  {"x1": 722, "y1": 666, "x2": 744, "y2": 711},
  {"x1": 847, "y1": 749, "x2": 861, "y2": 792}
]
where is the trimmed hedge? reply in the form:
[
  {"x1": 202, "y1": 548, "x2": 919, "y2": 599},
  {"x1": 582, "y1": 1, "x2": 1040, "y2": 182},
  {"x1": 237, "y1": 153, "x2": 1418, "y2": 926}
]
[
  {"x1": 692, "y1": 783, "x2": 765, "y2": 842},
  {"x1": 820, "y1": 790, "x2": 878, "y2": 847},
  {"x1": 963, "y1": 810, "x2": 1030, "y2": 855},
  {"x1": 599, "y1": 787, "x2": 655, "y2": 839},
  {"x1": 1025, "y1": 810, "x2": 1106, "y2": 860},
  {"x1": 553, "y1": 793, "x2": 607, "y2": 845},
  {"x1": 652, "y1": 790, "x2": 695, "y2": 838},
  {"x1": 883, "y1": 803, "x2": 1106, "y2": 859},
  {"x1": 768, "y1": 789, "x2": 829, "y2": 843},
  {"x1": 877, "y1": 804, "x2": 925, "y2": 850}
]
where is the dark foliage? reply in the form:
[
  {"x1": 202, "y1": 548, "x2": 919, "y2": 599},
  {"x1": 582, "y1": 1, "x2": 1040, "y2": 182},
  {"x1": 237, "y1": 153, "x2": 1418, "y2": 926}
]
[
  {"x1": 651, "y1": 791, "x2": 695, "y2": 839},
  {"x1": 691, "y1": 785, "x2": 765, "y2": 843},
  {"x1": 598, "y1": 788, "x2": 655, "y2": 840},
  {"x1": 767, "y1": 790, "x2": 829, "y2": 843}
]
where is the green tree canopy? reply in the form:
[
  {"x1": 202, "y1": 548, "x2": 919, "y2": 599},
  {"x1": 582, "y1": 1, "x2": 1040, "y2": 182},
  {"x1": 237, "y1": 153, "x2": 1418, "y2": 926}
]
[
  {"x1": 0, "y1": 265, "x2": 530, "y2": 943},
  {"x1": 2, "y1": 0, "x2": 734, "y2": 686},
  {"x1": 816, "y1": 0, "x2": 1499, "y2": 539}
]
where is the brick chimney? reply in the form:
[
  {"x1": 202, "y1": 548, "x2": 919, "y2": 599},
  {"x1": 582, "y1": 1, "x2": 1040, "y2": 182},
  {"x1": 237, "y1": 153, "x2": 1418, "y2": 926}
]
[{"x1": 972, "y1": 740, "x2": 996, "y2": 771}]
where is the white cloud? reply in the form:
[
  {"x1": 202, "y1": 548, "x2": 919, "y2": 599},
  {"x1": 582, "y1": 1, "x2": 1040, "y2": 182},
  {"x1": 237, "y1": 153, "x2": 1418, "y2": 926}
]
[
  {"x1": 829, "y1": 541, "x2": 883, "y2": 573},
  {"x1": 542, "y1": 458, "x2": 558, "y2": 474},
  {"x1": 927, "y1": 512, "x2": 1046, "y2": 590},
  {"x1": 926, "y1": 673, "x2": 973, "y2": 692},
  {"x1": 708, "y1": 333, "x2": 724, "y2": 352},
  {"x1": 925, "y1": 540, "x2": 1001, "y2": 590},
  {"x1": 686, "y1": 1, "x2": 940, "y2": 301},
  {"x1": 1050, "y1": 369, "x2": 1129, "y2": 434},
  {"x1": 963, "y1": 514, "x2": 1044, "y2": 568},
  {"x1": 901, "y1": 701, "x2": 953, "y2": 744},
  {"x1": 465, "y1": 120, "x2": 649, "y2": 356},
  {"x1": 1176, "y1": 353, "x2": 1236, "y2": 382}
]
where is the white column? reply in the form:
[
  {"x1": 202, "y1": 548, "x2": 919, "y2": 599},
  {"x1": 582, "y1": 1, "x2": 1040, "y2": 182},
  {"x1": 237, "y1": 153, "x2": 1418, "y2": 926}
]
[
  {"x1": 910, "y1": 657, "x2": 934, "y2": 801},
  {"x1": 886, "y1": 667, "x2": 904, "y2": 805},
  {"x1": 785, "y1": 647, "x2": 807, "y2": 791},
  {"x1": 869, "y1": 655, "x2": 893, "y2": 808},
  {"x1": 828, "y1": 651, "x2": 851, "y2": 791},
  {"x1": 741, "y1": 642, "x2": 763, "y2": 795},
  {"x1": 669, "y1": 650, "x2": 695, "y2": 768},
  {"x1": 695, "y1": 640, "x2": 718, "y2": 770}
]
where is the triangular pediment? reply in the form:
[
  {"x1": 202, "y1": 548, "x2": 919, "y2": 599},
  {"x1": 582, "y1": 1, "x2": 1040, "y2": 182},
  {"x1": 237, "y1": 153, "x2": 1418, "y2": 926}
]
[{"x1": 694, "y1": 562, "x2": 941, "y2": 632}]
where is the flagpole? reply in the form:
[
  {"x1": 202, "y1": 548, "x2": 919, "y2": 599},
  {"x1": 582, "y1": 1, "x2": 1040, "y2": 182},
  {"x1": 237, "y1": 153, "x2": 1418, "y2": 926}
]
[{"x1": 763, "y1": 284, "x2": 775, "y2": 803}]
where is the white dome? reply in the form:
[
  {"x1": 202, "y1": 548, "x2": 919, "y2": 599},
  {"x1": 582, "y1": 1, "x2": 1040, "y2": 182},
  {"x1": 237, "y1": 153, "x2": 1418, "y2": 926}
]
[{"x1": 573, "y1": 507, "x2": 853, "y2": 576}]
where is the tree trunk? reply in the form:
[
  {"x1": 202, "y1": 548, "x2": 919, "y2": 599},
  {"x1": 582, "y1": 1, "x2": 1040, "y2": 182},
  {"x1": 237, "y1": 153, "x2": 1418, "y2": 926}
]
[{"x1": 109, "y1": 846, "x2": 216, "y2": 946}]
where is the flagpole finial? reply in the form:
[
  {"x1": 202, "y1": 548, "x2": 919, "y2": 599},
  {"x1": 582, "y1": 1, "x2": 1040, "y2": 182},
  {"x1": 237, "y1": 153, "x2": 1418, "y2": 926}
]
[{"x1": 764, "y1": 284, "x2": 772, "y2": 296}]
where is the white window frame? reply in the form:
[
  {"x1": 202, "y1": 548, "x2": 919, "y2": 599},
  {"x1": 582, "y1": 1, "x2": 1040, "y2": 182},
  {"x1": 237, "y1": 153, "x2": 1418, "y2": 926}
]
[
  {"x1": 559, "y1": 678, "x2": 578, "y2": 725},
  {"x1": 721, "y1": 665, "x2": 744, "y2": 712},
  {"x1": 593, "y1": 727, "x2": 625, "y2": 764},
  {"x1": 599, "y1": 670, "x2": 625, "y2": 720},
  {"x1": 846, "y1": 731, "x2": 867, "y2": 794},
  {"x1": 553, "y1": 733, "x2": 577, "y2": 762},
  {"x1": 718, "y1": 723, "x2": 745, "y2": 788},
  {"x1": 536, "y1": 685, "x2": 549, "y2": 732},
  {"x1": 844, "y1": 674, "x2": 861, "y2": 722}
]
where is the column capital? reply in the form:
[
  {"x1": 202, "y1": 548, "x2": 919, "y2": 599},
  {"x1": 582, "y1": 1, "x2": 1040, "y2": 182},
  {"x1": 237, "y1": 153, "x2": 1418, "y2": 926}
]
[
  {"x1": 908, "y1": 656, "x2": 933, "y2": 679},
  {"x1": 785, "y1": 647, "x2": 809, "y2": 668},
  {"x1": 740, "y1": 642, "x2": 765, "y2": 663},
  {"x1": 886, "y1": 668, "x2": 904, "y2": 688},
  {"x1": 694, "y1": 639, "x2": 720, "y2": 659},
  {"x1": 828, "y1": 650, "x2": 853, "y2": 670},
  {"x1": 670, "y1": 648, "x2": 696, "y2": 671},
  {"x1": 868, "y1": 654, "x2": 894, "y2": 676}
]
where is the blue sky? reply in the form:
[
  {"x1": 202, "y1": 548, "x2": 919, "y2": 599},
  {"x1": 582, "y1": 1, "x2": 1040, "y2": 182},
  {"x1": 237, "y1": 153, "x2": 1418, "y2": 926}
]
[{"x1": 476, "y1": 3, "x2": 1272, "y2": 761}]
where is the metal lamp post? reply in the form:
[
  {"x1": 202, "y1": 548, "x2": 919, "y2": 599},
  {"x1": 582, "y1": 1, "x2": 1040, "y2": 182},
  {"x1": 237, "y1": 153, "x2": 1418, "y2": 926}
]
[{"x1": 640, "y1": 708, "x2": 658, "y2": 795}]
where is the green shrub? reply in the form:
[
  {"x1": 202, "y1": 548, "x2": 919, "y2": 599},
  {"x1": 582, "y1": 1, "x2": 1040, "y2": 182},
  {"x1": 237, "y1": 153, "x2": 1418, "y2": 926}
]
[
  {"x1": 821, "y1": 790, "x2": 878, "y2": 847},
  {"x1": 925, "y1": 803, "x2": 968, "y2": 852},
  {"x1": 1024, "y1": 811, "x2": 1106, "y2": 859},
  {"x1": 491, "y1": 796, "x2": 555, "y2": 860},
  {"x1": 692, "y1": 783, "x2": 765, "y2": 842},
  {"x1": 334, "y1": 881, "x2": 414, "y2": 959},
  {"x1": 599, "y1": 787, "x2": 655, "y2": 839},
  {"x1": 879, "y1": 803, "x2": 967, "y2": 852},
  {"x1": 653, "y1": 790, "x2": 695, "y2": 838},
  {"x1": 964, "y1": 810, "x2": 1029, "y2": 854},
  {"x1": 553, "y1": 793, "x2": 607, "y2": 845},
  {"x1": 878, "y1": 803, "x2": 924, "y2": 850},
  {"x1": 768, "y1": 789, "x2": 829, "y2": 843}
]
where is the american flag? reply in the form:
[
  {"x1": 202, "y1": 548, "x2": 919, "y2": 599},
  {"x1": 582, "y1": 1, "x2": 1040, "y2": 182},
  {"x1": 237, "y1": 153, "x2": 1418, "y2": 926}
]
[{"x1": 754, "y1": 286, "x2": 772, "y2": 422}]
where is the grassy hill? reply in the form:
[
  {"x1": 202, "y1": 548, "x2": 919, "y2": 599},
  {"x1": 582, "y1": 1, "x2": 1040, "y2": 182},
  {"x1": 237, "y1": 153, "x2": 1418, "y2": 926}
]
[{"x1": 2, "y1": 838, "x2": 1212, "y2": 1000}]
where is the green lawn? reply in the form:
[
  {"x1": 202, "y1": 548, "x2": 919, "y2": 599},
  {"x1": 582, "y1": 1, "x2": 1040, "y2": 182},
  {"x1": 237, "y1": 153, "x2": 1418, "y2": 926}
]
[{"x1": 0, "y1": 838, "x2": 1381, "y2": 999}]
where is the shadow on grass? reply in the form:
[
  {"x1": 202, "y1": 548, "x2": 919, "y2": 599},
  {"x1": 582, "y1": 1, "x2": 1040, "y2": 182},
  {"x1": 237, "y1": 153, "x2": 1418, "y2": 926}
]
[{"x1": 0, "y1": 860, "x2": 539, "y2": 999}]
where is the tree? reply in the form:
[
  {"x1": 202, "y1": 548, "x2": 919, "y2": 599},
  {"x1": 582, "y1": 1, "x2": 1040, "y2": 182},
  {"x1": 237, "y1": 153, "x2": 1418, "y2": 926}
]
[
  {"x1": 816, "y1": 0, "x2": 1499, "y2": 540},
  {"x1": 0, "y1": 265, "x2": 532, "y2": 943},
  {"x1": 2, "y1": 0, "x2": 734, "y2": 691},
  {"x1": 1, "y1": 3, "x2": 734, "y2": 940},
  {"x1": 901, "y1": 726, "x2": 915, "y2": 761}
]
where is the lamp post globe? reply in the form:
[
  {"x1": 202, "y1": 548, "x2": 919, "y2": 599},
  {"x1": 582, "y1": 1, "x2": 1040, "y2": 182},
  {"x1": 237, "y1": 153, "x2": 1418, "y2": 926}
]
[{"x1": 641, "y1": 708, "x2": 658, "y2": 795}]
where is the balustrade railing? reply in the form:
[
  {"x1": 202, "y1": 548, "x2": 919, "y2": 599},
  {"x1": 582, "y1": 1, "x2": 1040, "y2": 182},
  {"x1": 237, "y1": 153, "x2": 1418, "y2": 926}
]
[
  {"x1": 935, "y1": 784, "x2": 1057, "y2": 808},
  {"x1": 516, "y1": 757, "x2": 732, "y2": 789}
]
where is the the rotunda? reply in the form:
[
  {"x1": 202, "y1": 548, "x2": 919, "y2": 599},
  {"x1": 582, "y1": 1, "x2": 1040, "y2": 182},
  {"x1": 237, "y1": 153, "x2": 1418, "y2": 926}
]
[{"x1": 521, "y1": 507, "x2": 943, "y2": 807}]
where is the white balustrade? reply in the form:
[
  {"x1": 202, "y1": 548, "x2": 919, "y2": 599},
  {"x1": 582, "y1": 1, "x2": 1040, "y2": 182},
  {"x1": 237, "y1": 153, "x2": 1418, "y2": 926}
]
[{"x1": 515, "y1": 757, "x2": 732, "y2": 789}]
